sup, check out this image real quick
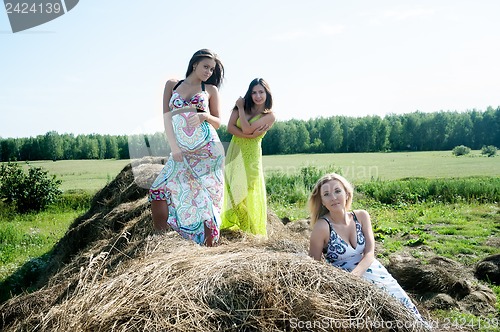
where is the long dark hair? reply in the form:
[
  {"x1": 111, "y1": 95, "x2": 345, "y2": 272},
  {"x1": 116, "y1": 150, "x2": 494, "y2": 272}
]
[
  {"x1": 238, "y1": 78, "x2": 273, "y2": 115},
  {"x1": 185, "y1": 49, "x2": 224, "y2": 88}
]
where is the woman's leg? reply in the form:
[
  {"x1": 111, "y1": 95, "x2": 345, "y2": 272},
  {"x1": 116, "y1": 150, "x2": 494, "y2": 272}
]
[
  {"x1": 204, "y1": 222, "x2": 214, "y2": 247},
  {"x1": 151, "y1": 200, "x2": 169, "y2": 232}
]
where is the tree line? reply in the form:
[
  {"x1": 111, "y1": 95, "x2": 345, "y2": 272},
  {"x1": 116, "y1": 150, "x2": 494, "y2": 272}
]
[
  {"x1": 0, "y1": 133, "x2": 130, "y2": 161},
  {"x1": 1, "y1": 107, "x2": 499, "y2": 162}
]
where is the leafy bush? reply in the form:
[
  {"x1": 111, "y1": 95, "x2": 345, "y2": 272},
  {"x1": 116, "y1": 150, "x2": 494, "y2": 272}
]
[
  {"x1": 452, "y1": 145, "x2": 471, "y2": 156},
  {"x1": 0, "y1": 162, "x2": 62, "y2": 213},
  {"x1": 481, "y1": 145, "x2": 497, "y2": 157}
]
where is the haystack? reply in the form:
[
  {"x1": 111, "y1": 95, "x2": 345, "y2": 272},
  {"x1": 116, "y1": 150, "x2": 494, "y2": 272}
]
[
  {"x1": 0, "y1": 158, "x2": 436, "y2": 331},
  {"x1": 2, "y1": 235, "x2": 429, "y2": 332}
]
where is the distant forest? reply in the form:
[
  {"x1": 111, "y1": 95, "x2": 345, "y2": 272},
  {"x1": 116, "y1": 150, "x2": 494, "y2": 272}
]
[{"x1": 1, "y1": 107, "x2": 499, "y2": 162}]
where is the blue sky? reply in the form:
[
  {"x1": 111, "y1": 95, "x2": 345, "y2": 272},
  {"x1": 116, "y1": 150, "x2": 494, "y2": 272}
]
[{"x1": 1, "y1": 0, "x2": 499, "y2": 138}]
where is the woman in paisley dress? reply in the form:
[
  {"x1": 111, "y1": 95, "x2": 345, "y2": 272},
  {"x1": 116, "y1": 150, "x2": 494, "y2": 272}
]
[
  {"x1": 149, "y1": 49, "x2": 225, "y2": 246},
  {"x1": 221, "y1": 78, "x2": 275, "y2": 236},
  {"x1": 308, "y1": 173, "x2": 427, "y2": 323}
]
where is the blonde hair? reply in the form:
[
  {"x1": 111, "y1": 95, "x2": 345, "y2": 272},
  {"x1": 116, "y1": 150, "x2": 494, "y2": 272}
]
[{"x1": 308, "y1": 173, "x2": 354, "y2": 228}]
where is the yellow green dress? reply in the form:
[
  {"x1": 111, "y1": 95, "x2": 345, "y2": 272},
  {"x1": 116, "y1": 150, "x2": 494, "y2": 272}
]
[{"x1": 221, "y1": 115, "x2": 267, "y2": 236}]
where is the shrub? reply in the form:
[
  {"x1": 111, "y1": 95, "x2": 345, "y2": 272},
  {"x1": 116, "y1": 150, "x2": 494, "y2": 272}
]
[
  {"x1": 0, "y1": 162, "x2": 62, "y2": 213},
  {"x1": 481, "y1": 145, "x2": 497, "y2": 157},
  {"x1": 452, "y1": 145, "x2": 471, "y2": 156}
]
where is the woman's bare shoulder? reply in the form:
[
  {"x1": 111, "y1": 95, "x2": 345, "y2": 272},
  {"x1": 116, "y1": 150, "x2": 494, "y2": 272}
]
[
  {"x1": 263, "y1": 112, "x2": 276, "y2": 121},
  {"x1": 165, "y1": 79, "x2": 179, "y2": 88},
  {"x1": 205, "y1": 84, "x2": 218, "y2": 93},
  {"x1": 312, "y1": 216, "x2": 330, "y2": 231},
  {"x1": 352, "y1": 209, "x2": 371, "y2": 224}
]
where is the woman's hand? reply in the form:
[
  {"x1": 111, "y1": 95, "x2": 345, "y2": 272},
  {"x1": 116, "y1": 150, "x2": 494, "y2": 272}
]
[
  {"x1": 351, "y1": 269, "x2": 364, "y2": 278},
  {"x1": 235, "y1": 96, "x2": 244, "y2": 109},
  {"x1": 170, "y1": 146, "x2": 183, "y2": 162},
  {"x1": 253, "y1": 123, "x2": 270, "y2": 136},
  {"x1": 187, "y1": 112, "x2": 207, "y2": 127}
]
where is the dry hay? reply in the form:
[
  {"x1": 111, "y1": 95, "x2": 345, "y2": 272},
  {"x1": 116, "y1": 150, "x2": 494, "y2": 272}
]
[{"x1": 7, "y1": 235, "x2": 428, "y2": 332}]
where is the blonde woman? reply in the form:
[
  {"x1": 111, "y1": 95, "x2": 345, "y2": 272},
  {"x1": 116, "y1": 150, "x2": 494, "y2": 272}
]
[{"x1": 308, "y1": 173, "x2": 426, "y2": 322}]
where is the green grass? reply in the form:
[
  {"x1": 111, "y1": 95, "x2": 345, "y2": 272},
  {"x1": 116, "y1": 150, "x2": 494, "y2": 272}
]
[
  {"x1": 269, "y1": 197, "x2": 500, "y2": 266},
  {"x1": 8, "y1": 150, "x2": 500, "y2": 193},
  {"x1": 263, "y1": 150, "x2": 500, "y2": 182},
  {"x1": 366, "y1": 200, "x2": 500, "y2": 265},
  {"x1": 17, "y1": 159, "x2": 130, "y2": 192},
  {"x1": 0, "y1": 203, "x2": 85, "y2": 283},
  {"x1": 431, "y1": 309, "x2": 500, "y2": 332},
  {"x1": 357, "y1": 177, "x2": 500, "y2": 204},
  {"x1": 264, "y1": 150, "x2": 499, "y2": 222}
]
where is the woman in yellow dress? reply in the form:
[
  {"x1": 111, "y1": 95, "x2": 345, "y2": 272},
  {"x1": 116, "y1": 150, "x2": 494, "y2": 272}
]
[{"x1": 221, "y1": 78, "x2": 276, "y2": 236}]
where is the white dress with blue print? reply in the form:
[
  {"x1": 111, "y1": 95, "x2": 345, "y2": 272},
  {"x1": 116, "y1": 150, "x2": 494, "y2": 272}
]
[{"x1": 322, "y1": 212, "x2": 423, "y2": 319}]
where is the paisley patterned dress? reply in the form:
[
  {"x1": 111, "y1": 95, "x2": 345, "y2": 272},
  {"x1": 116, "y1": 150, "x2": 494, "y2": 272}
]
[
  {"x1": 221, "y1": 114, "x2": 267, "y2": 236},
  {"x1": 148, "y1": 82, "x2": 224, "y2": 245},
  {"x1": 322, "y1": 212, "x2": 424, "y2": 320}
]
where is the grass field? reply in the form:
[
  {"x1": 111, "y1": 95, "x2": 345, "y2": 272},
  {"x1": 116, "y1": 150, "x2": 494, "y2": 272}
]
[
  {"x1": 0, "y1": 207, "x2": 82, "y2": 283},
  {"x1": 263, "y1": 150, "x2": 500, "y2": 182},
  {"x1": 19, "y1": 159, "x2": 131, "y2": 192},
  {"x1": 16, "y1": 150, "x2": 500, "y2": 192}
]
